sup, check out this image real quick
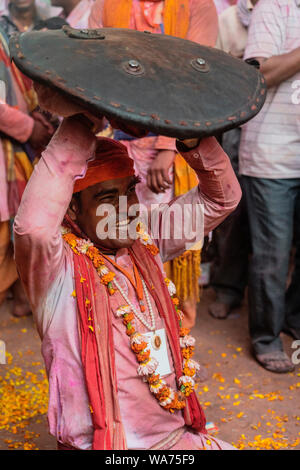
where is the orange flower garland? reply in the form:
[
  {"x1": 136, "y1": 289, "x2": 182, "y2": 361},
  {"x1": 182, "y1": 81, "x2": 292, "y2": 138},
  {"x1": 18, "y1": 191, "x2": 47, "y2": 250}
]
[
  {"x1": 136, "y1": 222, "x2": 159, "y2": 256},
  {"x1": 61, "y1": 226, "x2": 200, "y2": 412}
]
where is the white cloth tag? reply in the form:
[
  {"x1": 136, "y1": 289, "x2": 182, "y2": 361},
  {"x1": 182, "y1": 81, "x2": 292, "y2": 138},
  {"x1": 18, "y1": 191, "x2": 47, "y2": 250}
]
[{"x1": 144, "y1": 328, "x2": 172, "y2": 377}]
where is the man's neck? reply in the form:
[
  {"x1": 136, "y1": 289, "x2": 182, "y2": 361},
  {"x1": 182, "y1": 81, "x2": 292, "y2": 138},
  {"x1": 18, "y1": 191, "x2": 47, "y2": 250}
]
[
  {"x1": 94, "y1": 242, "x2": 119, "y2": 257},
  {"x1": 10, "y1": 5, "x2": 36, "y2": 31},
  {"x1": 63, "y1": 0, "x2": 82, "y2": 17}
]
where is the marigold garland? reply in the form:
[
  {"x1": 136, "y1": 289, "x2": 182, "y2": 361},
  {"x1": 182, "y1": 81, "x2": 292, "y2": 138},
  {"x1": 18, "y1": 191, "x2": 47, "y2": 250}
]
[
  {"x1": 136, "y1": 222, "x2": 159, "y2": 256},
  {"x1": 100, "y1": 272, "x2": 115, "y2": 285},
  {"x1": 62, "y1": 225, "x2": 200, "y2": 412}
]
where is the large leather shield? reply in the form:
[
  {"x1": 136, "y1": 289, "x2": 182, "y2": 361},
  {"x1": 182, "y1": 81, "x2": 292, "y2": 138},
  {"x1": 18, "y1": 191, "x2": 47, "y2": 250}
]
[{"x1": 9, "y1": 26, "x2": 267, "y2": 139}]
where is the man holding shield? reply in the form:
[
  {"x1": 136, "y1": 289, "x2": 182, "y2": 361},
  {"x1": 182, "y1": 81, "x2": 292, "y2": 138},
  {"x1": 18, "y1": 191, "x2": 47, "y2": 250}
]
[{"x1": 13, "y1": 82, "x2": 241, "y2": 449}]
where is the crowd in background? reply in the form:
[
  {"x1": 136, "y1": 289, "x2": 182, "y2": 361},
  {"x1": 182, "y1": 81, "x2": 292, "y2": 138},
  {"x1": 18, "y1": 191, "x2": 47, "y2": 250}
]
[{"x1": 0, "y1": 0, "x2": 299, "y2": 376}]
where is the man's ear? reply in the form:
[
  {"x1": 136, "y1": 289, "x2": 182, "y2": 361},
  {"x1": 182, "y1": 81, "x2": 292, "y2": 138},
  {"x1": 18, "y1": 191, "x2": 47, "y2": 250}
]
[{"x1": 68, "y1": 195, "x2": 80, "y2": 221}]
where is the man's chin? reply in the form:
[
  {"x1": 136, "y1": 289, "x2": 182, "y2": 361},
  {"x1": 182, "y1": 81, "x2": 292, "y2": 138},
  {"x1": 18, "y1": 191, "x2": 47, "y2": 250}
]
[{"x1": 93, "y1": 235, "x2": 136, "y2": 253}]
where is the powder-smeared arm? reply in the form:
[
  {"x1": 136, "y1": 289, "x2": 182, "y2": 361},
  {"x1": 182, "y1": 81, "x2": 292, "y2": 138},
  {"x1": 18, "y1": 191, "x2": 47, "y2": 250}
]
[
  {"x1": 151, "y1": 137, "x2": 242, "y2": 262},
  {"x1": 14, "y1": 118, "x2": 97, "y2": 312}
]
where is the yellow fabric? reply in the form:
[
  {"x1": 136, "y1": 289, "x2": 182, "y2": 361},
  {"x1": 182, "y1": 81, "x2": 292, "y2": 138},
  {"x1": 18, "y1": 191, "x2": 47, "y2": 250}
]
[
  {"x1": 168, "y1": 154, "x2": 202, "y2": 303},
  {"x1": 15, "y1": 151, "x2": 34, "y2": 181},
  {"x1": 163, "y1": 0, "x2": 189, "y2": 38},
  {"x1": 0, "y1": 221, "x2": 18, "y2": 302},
  {"x1": 23, "y1": 88, "x2": 38, "y2": 113},
  {"x1": 3, "y1": 139, "x2": 33, "y2": 183},
  {"x1": 11, "y1": 63, "x2": 38, "y2": 112},
  {"x1": 3, "y1": 139, "x2": 14, "y2": 182},
  {"x1": 174, "y1": 152, "x2": 198, "y2": 194},
  {"x1": 102, "y1": 0, "x2": 190, "y2": 38}
]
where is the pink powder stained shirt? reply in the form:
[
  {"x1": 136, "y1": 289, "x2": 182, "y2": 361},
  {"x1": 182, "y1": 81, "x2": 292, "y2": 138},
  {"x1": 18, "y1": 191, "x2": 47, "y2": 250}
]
[
  {"x1": 14, "y1": 119, "x2": 241, "y2": 449},
  {"x1": 239, "y1": 0, "x2": 300, "y2": 179},
  {"x1": 88, "y1": 0, "x2": 218, "y2": 207}
]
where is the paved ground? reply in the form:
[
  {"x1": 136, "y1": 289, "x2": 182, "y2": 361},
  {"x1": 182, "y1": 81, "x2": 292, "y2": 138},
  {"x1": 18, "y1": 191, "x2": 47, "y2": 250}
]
[{"x1": 0, "y1": 288, "x2": 299, "y2": 451}]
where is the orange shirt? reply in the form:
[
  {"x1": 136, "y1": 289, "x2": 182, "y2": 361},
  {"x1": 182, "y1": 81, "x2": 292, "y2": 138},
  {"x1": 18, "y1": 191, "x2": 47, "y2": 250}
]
[{"x1": 89, "y1": 0, "x2": 218, "y2": 47}]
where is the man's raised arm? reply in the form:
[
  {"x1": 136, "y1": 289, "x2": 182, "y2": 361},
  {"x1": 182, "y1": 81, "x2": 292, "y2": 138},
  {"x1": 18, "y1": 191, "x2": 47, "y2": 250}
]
[
  {"x1": 14, "y1": 117, "x2": 97, "y2": 311},
  {"x1": 152, "y1": 136, "x2": 242, "y2": 262}
]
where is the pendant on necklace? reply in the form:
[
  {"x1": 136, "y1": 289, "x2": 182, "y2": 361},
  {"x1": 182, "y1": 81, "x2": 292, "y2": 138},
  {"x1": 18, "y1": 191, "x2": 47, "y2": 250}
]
[{"x1": 151, "y1": 333, "x2": 162, "y2": 350}]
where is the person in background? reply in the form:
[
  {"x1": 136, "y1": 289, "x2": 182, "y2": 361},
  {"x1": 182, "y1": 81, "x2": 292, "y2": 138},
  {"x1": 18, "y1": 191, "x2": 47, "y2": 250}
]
[
  {"x1": 0, "y1": 0, "x2": 41, "y2": 34},
  {"x1": 0, "y1": 9, "x2": 54, "y2": 315},
  {"x1": 239, "y1": 0, "x2": 300, "y2": 373},
  {"x1": 88, "y1": 0, "x2": 219, "y2": 329},
  {"x1": 0, "y1": 0, "x2": 61, "y2": 18},
  {"x1": 50, "y1": 0, "x2": 94, "y2": 29},
  {"x1": 208, "y1": 0, "x2": 259, "y2": 320}
]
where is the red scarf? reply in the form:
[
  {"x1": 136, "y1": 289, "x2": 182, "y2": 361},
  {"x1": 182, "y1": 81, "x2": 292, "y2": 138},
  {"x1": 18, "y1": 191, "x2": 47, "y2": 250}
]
[{"x1": 68, "y1": 219, "x2": 206, "y2": 449}]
